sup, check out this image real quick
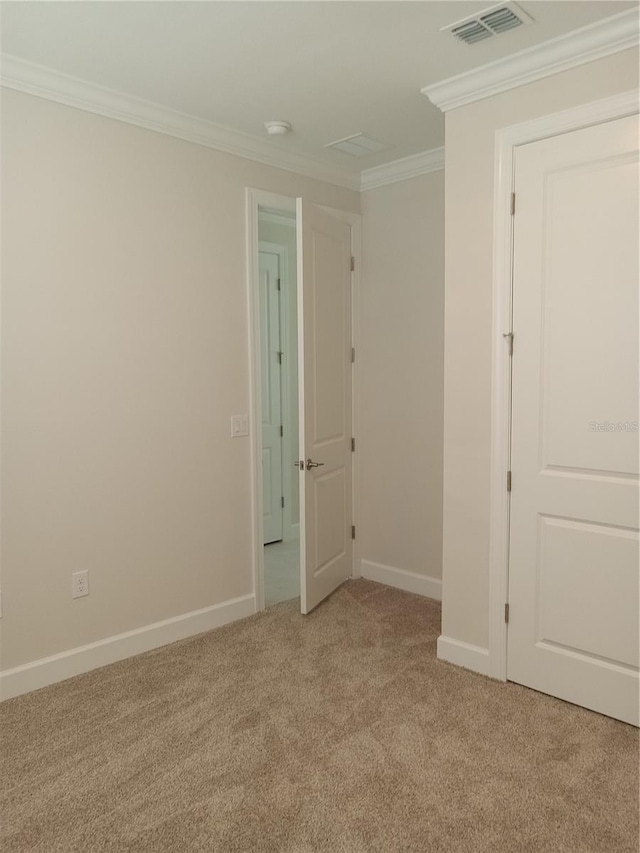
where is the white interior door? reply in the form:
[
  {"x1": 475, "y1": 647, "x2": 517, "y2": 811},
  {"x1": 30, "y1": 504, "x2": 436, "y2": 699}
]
[
  {"x1": 296, "y1": 200, "x2": 352, "y2": 614},
  {"x1": 507, "y1": 114, "x2": 639, "y2": 726},
  {"x1": 259, "y1": 250, "x2": 283, "y2": 545}
]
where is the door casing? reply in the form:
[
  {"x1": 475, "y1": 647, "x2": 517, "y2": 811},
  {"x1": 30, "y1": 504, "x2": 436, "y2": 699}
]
[
  {"x1": 246, "y1": 189, "x2": 362, "y2": 612},
  {"x1": 487, "y1": 89, "x2": 640, "y2": 681}
]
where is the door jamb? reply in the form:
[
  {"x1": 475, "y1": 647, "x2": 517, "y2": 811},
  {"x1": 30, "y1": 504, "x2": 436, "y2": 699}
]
[
  {"x1": 246, "y1": 189, "x2": 362, "y2": 612},
  {"x1": 488, "y1": 89, "x2": 639, "y2": 680}
]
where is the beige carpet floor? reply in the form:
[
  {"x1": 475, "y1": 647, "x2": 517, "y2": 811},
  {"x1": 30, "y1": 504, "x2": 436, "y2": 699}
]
[{"x1": 1, "y1": 580, "x2": 638, "y2": 853}]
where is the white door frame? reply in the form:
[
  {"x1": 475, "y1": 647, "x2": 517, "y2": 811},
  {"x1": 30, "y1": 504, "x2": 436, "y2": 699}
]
[
  {"x1": 488, "y1": 89, "x2": 639, "y2": 680},
  {"x1": 246, "y1": 189, "x2": 361, "y2": 612}
]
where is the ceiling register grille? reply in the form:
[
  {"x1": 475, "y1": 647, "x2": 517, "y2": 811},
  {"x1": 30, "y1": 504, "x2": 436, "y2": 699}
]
[{"x1": 445, "y1": 2, "x2": 533, "y2": 45}]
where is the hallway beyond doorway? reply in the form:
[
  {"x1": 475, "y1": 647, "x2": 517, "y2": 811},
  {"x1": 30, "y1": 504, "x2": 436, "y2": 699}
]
[{"x1": 264, "y1": 538, "x2": 300, "y2": 607}]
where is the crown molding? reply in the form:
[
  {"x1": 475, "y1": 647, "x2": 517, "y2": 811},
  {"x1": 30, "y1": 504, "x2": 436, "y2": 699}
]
[
  {"x1": 360, "y1": 146, "x2": 445, "y2": 191},
  {"x1": 0, "y1": 54, "x2": 360, "y2": 191},
  {"x1": 422, "y1": 8, "x2": 640, "y2": 112}
]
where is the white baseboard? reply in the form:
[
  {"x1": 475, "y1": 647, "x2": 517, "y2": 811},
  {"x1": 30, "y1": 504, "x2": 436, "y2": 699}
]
[
  {"x1": 360, "y1": 559, "x2": 442, "y2": 600},
  {"x1": 0, "y1": 593, "x2": 256, "y2": 701},
  {"x1": 437, "y1": 635, "x2": 491, "y2": 677}
]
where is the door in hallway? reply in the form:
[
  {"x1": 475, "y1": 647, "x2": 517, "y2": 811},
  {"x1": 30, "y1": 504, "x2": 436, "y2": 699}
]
[{"x1": 259, "y1": 249, "x2": 283, "y2": 545}]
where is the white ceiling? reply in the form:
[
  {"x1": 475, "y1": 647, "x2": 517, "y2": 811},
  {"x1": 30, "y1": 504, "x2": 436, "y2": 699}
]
[{"x1": 1, "y1": 1, "x2": 636, "y2": 173}]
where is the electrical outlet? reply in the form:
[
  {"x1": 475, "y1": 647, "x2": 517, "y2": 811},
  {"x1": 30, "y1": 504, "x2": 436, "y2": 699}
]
[{"x1": 72, "y1": 570, "x2": 89, "y2": 599}]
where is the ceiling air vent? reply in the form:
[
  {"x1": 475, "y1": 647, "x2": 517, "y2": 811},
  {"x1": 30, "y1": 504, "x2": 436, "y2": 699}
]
[
  {"x1": 325, "y1": 133, "x2": 388, "y2": 157},
  {"x1": 444, "y1": 2, "x2": 533, "y2": 46}
]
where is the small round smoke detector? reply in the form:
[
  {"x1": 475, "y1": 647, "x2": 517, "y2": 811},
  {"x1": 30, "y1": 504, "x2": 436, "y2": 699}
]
[{"x1": 265, "y1": 121, "x2": 292, "y2": 136}]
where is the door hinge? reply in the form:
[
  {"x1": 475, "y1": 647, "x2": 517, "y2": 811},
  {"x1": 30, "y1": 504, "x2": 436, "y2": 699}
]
[
  {"x1": 510, "y1": 192, "x2": 516, "y2": 216},
  {"x1": 351, "y1": 525, "x2": 356, "y2": 540},
  {"x1": 350, "y1": 256, "x2": 355, "y2": 272},
  {"x1": 277, "y1": 351, "x2": 283, "y2": 364},
  {"x1": 507, "y1": 470, "x2": 512, "y2": 492},
  {"x1": 280, "y1": 425, "x2": 283, "y2": 437},
  {"x1": 351, "y1": 437, "x2": 355, "y2": 452},
  {"x1": 277, "y1": 278, "x2": 281, "y2": 291},
  {"x1": 503, "y1": 332, "x2": 514, "y2": 357},
  {"x1": 505, "y1": 602, "x2": 510, "y2": 624},
  {"x1": 281, "y1": 496, "x2": 285, "y2": 509},
  {"x1": 351, "y1": 347, "x2": 355, "y2": 364}
]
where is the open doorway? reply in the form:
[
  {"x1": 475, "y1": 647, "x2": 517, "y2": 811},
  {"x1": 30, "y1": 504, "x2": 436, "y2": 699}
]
[
  {"x1": 248, "y1": 188, "x2": 359, "y2": 615},
  {"x1": 258, "y1": 208, "x2": 300, "y2": 607}
]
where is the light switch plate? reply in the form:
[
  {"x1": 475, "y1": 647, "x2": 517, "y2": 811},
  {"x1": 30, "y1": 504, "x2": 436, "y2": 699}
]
[{"x1": 231, "y1": 415, "x2": 249, "y2": 437}]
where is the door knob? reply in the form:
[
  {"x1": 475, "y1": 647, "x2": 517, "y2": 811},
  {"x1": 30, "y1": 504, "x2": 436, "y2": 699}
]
[{"x1": 306, "y1": 458, "x2": 325, "y2": 470}]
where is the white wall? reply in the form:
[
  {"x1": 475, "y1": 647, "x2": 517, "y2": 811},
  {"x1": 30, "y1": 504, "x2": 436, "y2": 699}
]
[
  {"x1": 360, "y1": 171, "x2": 444, "y2": 598},
  {"x1": 0, "y1": 89, "x2": 359, "y2": 681},
  {"x1": 441, "y1": 48, "x2": 639, "y2": 652}
]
